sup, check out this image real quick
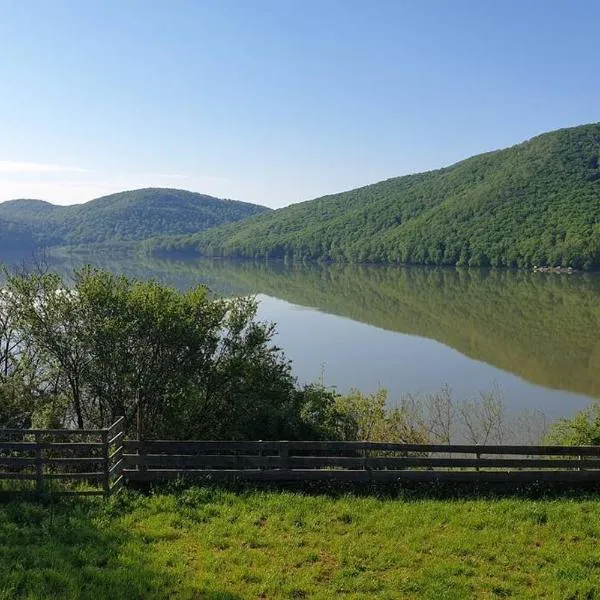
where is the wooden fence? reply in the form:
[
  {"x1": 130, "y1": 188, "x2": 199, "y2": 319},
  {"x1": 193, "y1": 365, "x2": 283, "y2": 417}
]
[
  {"x1": 5, "y1": 425, "x2": 600, "y2": 494},
  {"x1": 122, "y1": 440, "x2": 600, "y2": 484},
  {"x1": 0, "y1": 417, "x2": 125, "y2": 496}
]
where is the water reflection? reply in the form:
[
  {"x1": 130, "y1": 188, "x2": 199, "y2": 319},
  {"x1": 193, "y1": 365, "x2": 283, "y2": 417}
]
[{"x1": 5, "y1": 253, "x2": 600, "y2": 412}]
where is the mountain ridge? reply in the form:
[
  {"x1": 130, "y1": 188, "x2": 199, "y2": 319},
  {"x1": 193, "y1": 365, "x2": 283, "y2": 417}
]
[
  {"x1": 149, "y1": 122, "x2": 600, "y2": 269},
  {"x1": 0, "y1": 188, "x2": 270, "y2": 251}
]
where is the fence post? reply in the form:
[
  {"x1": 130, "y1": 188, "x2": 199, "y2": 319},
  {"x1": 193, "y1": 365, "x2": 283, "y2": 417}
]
[
  {"x1": 107, "y1": 417, "x2": 125, "y2": 495},
  {"x1": 279, "y1": 442, "x2": 290, "y2": 470},
  {"x1": 258, "y1": 441, "x2": 265, "y2": 470},
  {"x1": 34, "y1": 431, "x2": 43, "y2": 495},
  {"x1": 137, "y1": 400, "x2": 146, "y2": 472},
  {"x1": 102, "y1": 430, "x2": 110, "y2": 497}
]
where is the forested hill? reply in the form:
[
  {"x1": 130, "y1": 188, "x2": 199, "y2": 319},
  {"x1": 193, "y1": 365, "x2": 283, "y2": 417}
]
[
  {"x1": 150, "y1": 123, "x2": 600, "y2": 269},
  {"x1": 0, "y1": 188, "x2": 269, "y2": 251}
]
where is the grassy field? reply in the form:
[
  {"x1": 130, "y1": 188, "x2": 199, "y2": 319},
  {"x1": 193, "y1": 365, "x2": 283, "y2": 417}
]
[{"x1": 2, "y1": 486, "x2": 600, "y2": 599}]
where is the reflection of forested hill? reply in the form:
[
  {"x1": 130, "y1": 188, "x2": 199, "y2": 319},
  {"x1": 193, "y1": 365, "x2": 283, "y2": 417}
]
[
  {"x1": 141, "y1": 259, "x2": 600, "y2": 399},
  {"x1": 8, "y1": 254, "x2": 600, "y2": 399},
  {"x1": 18, "y1": 252, "x2": 250, "y2": 298}
]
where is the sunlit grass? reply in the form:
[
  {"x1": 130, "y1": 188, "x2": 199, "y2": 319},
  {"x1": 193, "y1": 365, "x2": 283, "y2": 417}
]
[{"x1": 2, "y1": 487, "x2": 600, "y2": 599}]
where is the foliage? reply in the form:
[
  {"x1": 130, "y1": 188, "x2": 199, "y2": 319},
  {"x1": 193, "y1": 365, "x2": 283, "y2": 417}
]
[
  {"x1": 0, "y1": 188, "x2": 269, "y2": 251},
  {"x1": 4, "y1": 490, "x2": 600, "y2": 599},
  {"x1": 0, "y1": 266, "x2": 324, "y2": 439},
  {"x1": 301, "y1": 384, "x2": 544, "y2": 445},
  {"x1": 152, "y1": 123, "x2": 600, "y2": 269},
  {"x1": 545, "y1": 402, "x2": 600, "y2": 445},
  {"x1": 328, "y1": 389, "x2": 430, "y2": 443}
]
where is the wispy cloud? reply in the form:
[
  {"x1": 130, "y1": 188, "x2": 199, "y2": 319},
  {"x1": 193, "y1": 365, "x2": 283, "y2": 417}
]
[{"x1": 0, "y1": 161, "x2": 88, "y2": 174}]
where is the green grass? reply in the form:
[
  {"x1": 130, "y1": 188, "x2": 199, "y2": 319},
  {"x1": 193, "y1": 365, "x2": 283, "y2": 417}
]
[{"x1": 3, "y1": 487, "x2": 600, "y2": 599}]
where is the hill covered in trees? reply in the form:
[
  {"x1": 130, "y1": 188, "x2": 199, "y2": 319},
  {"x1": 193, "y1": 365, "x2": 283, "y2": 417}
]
[
  {"x1": 151, "y1": 123, "x2": 600, "y2": 269},
  {"x1": 0, "y1": 188, "x2": 269, "y2": 251}
]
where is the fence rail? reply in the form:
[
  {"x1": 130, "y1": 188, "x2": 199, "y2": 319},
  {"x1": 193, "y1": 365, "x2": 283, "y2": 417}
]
[
  {"x1": 122, "y1": 440, "x2": 600, "y2": 485},
  {"x1": 0, "y1": 417, "x2": 125, "y2": 496},
  {"x1": 4, "y1": 430, "x2": 600, "y2": 493}
]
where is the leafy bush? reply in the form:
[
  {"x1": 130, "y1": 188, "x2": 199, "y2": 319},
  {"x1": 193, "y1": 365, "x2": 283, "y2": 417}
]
[
  {"x1": 545, "y1": 403, "x2": 600, "y2": 445},
  {"x1": 0, "y1": 266, "x2": 324, "y2": 440}
]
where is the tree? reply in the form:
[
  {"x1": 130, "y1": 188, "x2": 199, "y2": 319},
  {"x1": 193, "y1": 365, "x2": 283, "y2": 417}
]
[
  {"x1": 4, "y1": 266, "x2": 336, "y2": 440},
  {"x1": 7, "y1": 270, "x2": 89, "y2": 428},
  {"x1": 545, "y1": 403, "x2": 600, "y2": 445}
]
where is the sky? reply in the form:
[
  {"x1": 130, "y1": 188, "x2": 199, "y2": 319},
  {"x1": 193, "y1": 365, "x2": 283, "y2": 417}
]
[{"x1": 0, "y1": 0, "x2": 599, "y2": 208}]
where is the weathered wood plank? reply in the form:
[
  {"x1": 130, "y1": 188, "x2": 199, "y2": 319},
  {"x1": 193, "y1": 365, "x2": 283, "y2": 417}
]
[
  {"x1": 45, "y1": 472, "x2": 104, "y2": 480},
  {"x1": 0, "y1": 428, "x2": 106, "y2": 435},
  {"x1": 124, "y1": 469, "x2": 371, "y2": 482},
  {"x1": 109, "y1": 459, "x2": 124, "y2": 477},
  {"x1": 124, "y1": 440, "x2": 273, "y2": 453},
  {"x1": 366, "y1": 457, "x2": 600, "y2": 470},
  {"x1": 102, "y1": 431, "x2": 110, "y2": 496},
  {"x1": 109, "y1": 445, "x2": 124, "y2": 461},
  {"x1": 0, "y1": 472, "x2": 37, "y2": 480},
  {"x1": 0, "y1": 456, "x2": 36, "y2": 467},
  {"x1": 0, "y1": 441, "x2": 105, "y2": 451},
  {"x1": 108, "y1": 431, "x2": 125, "y2": 447},
  {"x1": 34, "y1": 432, "x2": 42, "y2": 494},
  {"x1": 107, "y1": 417, "x2": 125, "y2": 436},
  {"x1": 122, "y1": 454, "x2": 600, "y2": 471},
  {"x1": 284, "y1": 442, "x2": 600, "y2": 456},
  {"x1": 124, "y1": 454, "x2": 281, "y2": 469},
  {"x1": 123, "y1": 468, "x2": 600, "y2": 483},
  {"x1": 42, "y1": 457, "x2": 107, "y2": 465},
  {"x1": 287, "y1": 456, "x2": 365, "y2": 469},
  {"x1": 110, "y1": 474, "x2": 124, "y2": 491},
  {"x1": 122, "y1": 440, "x2": 600, "y2": 456}
]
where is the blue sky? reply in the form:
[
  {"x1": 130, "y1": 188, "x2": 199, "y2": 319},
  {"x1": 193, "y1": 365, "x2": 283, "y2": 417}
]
[{"x1": 0, "y1": 0, "x2": 598, "y2": 207}]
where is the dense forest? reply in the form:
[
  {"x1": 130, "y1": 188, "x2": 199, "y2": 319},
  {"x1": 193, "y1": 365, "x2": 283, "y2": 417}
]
[
  {"x1": 150, "y1": 123, "x2": 600, "y2": 269},
  {"x1": 0, "y1": 188, "x2": 269, "y2": 251}
]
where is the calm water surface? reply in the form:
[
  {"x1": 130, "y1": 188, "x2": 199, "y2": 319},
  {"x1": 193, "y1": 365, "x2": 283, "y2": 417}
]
[{"x1": 9, "y1": 254, "x2": 600, "y2": 420}]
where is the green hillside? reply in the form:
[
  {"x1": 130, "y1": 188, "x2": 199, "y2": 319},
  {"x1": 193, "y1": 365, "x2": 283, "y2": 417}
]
[
  {"x1": 0, "y1": 188, "x2": 269, "y2": 251},
  {"x1": 151, "y1": 123, "x2": 600, "y2": 269}
]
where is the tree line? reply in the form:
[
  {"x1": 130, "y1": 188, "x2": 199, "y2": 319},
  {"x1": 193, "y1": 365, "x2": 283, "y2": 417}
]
[{"x1": 151, "y1": 123, "x2": 600, "y2": 269}]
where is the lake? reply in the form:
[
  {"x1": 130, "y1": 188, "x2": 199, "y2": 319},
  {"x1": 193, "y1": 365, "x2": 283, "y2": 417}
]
[{"x1": 7, "y1": 253, "x2": 600, "y2": 422}]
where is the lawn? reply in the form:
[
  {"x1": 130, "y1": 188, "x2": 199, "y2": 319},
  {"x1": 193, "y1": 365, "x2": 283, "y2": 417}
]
[{"x1": 2, "y1": 486, "x2": 600, "y2": 599}]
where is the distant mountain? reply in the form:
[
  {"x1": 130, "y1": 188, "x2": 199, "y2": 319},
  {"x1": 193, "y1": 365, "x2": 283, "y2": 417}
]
[
  {"x1": 151, "y1": 123, "x2": 600, "y2": 269},
  {"x1": 0, "y1": 188, "x2": 269, "y2": 251}
]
